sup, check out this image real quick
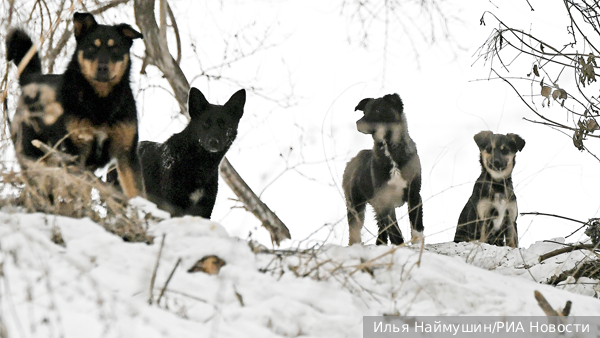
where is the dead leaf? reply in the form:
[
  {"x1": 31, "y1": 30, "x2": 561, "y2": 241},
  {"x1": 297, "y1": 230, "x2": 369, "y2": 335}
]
[
  {"x1": 541, "y1": 86, "x2": 552, "y2": 98},
  {"x1": 533, "y1": 64, "x2": 539, "y2": 77},
  {"x1": 558, "y1": 89, "x2": 567, "y2": 100},
  {"x1": 586, "y1": 119, "x2": 599, "y2": 133},
  {"x1": 187, "y1": 255, "x2": 226, "y2": 275}
]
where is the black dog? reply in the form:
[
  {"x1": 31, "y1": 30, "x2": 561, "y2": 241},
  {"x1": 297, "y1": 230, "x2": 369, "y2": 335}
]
[
  {"x1": 343, "y1": 93, "x2": 424, "y2": 245},
  {"x1": 6, "y1": 12, "x2": 145, "y2": 199},
  {"x1": 135, "y1": 87, "x2": 245, "y2": 218},
  {"x1": 454, "y1": 131, "x2": 525, "y2": 248}
]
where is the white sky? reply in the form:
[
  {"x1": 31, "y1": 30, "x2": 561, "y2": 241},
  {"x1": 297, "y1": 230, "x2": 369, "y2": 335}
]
[{"x1": 6, "y1": 0, "x2": 600, "y2": 249}]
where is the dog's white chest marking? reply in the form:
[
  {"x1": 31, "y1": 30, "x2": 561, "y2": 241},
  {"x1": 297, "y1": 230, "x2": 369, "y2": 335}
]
[
  {"x1": 477, "y1": 193, "x2": 517, "y2": 230},
  {"x1": 385, "y1": 143, "x2": 407, "y2": 191},
  {"x1": 372, "y1": 142, "x2": 408, "y2": 208},
  {"x1": 389, "y1": 167, "x2": 407, "y2": 190},
  {"x1": 189, "y1": 189, "x2": 204, "y2": 204}
]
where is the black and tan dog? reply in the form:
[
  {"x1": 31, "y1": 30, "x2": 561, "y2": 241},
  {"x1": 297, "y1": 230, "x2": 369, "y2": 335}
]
[
  {"x1": 6, "y1": 12, "x2": 145, "y2": 198},
  {"x1": 343, "y1": 93, "x2": 424, "y2": 245},
  {"x1": 454, "y1": 131, "x2": 525, "y2": 248}
]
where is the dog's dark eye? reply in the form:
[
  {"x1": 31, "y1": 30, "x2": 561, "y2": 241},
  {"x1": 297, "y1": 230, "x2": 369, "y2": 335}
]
[
  {"x1": 485, "y1": 146, "x2": 492, "y2": 153},
  {"x1": 202, "y1": 120, "x2": 211, "y2": 129},
  {"x1": 500, "y1": 146, "x2": 509, "y2": 155}
]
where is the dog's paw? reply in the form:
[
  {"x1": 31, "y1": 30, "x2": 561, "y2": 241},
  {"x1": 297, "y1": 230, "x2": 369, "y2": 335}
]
[
  {"x1": 410, "y1": 230, "x2": 424, "y2": 244},
  {"x1": 43, "y1": 102, "x2": 64, "y2": 125}
]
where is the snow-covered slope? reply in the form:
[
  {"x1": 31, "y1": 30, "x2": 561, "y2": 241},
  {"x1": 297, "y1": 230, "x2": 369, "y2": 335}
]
[{"x1": 0, "y1": 211, "x2": 598, "y2": 338}]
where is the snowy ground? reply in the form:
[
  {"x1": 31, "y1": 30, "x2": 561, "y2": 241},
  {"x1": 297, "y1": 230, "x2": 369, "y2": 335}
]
[{"x1": 0, "y1": 210, "x2": 599, "y2": 338}]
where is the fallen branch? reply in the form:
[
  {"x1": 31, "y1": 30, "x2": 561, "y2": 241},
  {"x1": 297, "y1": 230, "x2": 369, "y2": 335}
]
[
  {"x1": 220, "y1": 158, "x2": 291, "y2": 245},
  {"x1": 538, "y1": 243, "x2": 597, "y2": 262}
]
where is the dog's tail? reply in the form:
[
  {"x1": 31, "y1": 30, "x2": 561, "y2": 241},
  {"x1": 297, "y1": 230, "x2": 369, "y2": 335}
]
[{"x1": 6, "y1": 29, "x2": 42, "y2": 84}]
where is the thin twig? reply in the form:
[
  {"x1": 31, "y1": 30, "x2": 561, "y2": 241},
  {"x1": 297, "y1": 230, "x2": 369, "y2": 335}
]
[
  {"x1": 148, "y1": 234, "x2": 166, "y2": 305},
  {"x1": 156, "y1": 257, "x2": 182, "y2": 305},
  {"x1": 520, "y1": 212, "x2": 587, "y2": 224}
]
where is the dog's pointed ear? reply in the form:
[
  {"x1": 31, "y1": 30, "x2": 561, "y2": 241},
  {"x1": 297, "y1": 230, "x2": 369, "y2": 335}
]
[
  {"x1": 188, "y1": 87, "x2": 210, "y2": 119},
  {"x1": 507, "y1": 133, "x2": 526, "y2": 152},
  {"x1": 116, "y1": 24, "x2": 143, "y2": 41},
  {"x1": 73, "y1": 12, "x2": 97, "y2": 40},
  {"x1": 474, "y1": 131, "x2": 493, "y2": 150},
  {"x1": 225, "y1": 89, "x2": 246, "y2": 119},
  {"x1": 355, "y1": 98, "x2": 372, "y2": 112}
]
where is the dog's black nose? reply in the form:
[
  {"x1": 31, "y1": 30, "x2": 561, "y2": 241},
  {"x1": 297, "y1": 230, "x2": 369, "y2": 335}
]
[
  {"x1": 206, "y1": 138, "x2": 221, "y2": 152},
  {"x1": 96, "y1": 63, "x2": 110, "y2": 82},
  {"x1": 493, "y1": 160, "x2": 502, "y2": 169}
]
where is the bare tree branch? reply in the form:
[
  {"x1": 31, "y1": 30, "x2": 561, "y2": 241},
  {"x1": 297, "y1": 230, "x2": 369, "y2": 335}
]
[
  {"x1": 220, "y1": 158, "x2": 290, "y2": 245},
  {"x1": 476, "y1": 3, "x2": 600, "y2": 155},
  {"x1": 166, "y1": 2, "x2": 181, "y2": 65},
  {"x1": 133, "y1": 0, "x2": 189, "y2": 115}
]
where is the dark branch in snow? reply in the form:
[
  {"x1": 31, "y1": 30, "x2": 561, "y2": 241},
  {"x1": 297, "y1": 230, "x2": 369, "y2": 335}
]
[
  {"x1": 534, "y1": 290, "x2": 571, "y2": 317},
  {"x1": 220, "y1": 158, "x2": 291, "y2": 246},
  {"x1": 538, "y1": 243, "x2": 599, "y2": 263}
]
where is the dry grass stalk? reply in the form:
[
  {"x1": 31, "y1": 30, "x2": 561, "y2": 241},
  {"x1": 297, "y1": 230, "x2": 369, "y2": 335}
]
[
  {"x1": 149, "y1": 234, "x2": 166, "y2": 305},
  {"x1": 0, "y1": 160, "x2": 153, "y2": 244},
  {"x1": 534, "y1": 290, "x2": 571, "y2": 317}
]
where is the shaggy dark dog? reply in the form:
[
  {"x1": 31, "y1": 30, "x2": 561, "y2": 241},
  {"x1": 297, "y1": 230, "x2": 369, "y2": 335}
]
[
  {"x1": 136, "y1": 87, "x2": 246, "y2": 218},
  {"x1": 343, "y1": 93, "x2": 424, "y2": 245},
  {"x1": 454, "y1": 131, "x2": 525, "y2": 248}
]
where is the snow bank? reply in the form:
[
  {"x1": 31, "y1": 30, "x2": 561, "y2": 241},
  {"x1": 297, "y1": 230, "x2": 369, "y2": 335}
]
[{"x1": 0, "y1": 211, "x2": 598, "y2": 337}]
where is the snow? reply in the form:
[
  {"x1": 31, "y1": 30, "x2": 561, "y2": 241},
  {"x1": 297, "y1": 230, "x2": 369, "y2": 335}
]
[{"x1": 0, "y1": 211, "x2": 598, "y2": 338}]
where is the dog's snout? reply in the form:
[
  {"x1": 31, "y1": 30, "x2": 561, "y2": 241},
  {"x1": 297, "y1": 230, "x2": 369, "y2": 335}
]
[
  {"x1": 96, "y1": 62, "x2": 110, "y2": 82},
  {"x1": 356, "y1": 120, "x2": 370, "y2": 134},
  {"x1": 493, "y1": 159, "x2": 503, "y2": 169}
]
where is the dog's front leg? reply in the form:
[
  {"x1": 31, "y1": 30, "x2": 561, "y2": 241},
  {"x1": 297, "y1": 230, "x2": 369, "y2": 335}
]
[
  {"x1": 505, "y1": 217, "x2": 519, "y2": 248},
  {"x1": 375, "y1": 208, "x2": 403, "y2": 245},
  {"x1": 347, "y1": 202, "x2": 366, "y2": 245},
  {"x1": 407, "y1": 176, "x2": 424, "y2": 243},
  {"x1": 186, "y1": 177, "x2": 218, "y2": 219},
  {"x1": 109, "y1": 123, "x2": 146, "y2": 199}
]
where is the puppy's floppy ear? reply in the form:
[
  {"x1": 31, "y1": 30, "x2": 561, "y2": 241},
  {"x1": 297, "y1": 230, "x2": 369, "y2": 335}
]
[
  {"x1": 188, "y1": 87, "x2": 210, "y2": 119},
  {"x1": 507, "y1": 133, "x2": 526, "y2": 152},
  {"x1": 474, "y1": 131, "x2": 493, "y2": 150},
  {"x1": 116, "y1": 24, "x2": 143, "y2": 41},
  {"x1": 73, "y1": 12, "x2": 97, "y2": 40},
  {"x1": 355, "y1": 98, "x2": 372, "y2": 112},
  {"x1": 385, "y1": 93, "x2": 404, "y2": 112},
  {"x1": 225, "y1": 89, "x2": 246, "y2": 119}
]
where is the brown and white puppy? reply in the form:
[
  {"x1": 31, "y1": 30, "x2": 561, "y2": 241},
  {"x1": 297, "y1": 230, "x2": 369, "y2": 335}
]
[
  {"x1": 454, "y1": 131, "x2": 525, "y2": 248},
  {"x1": 343, "y1": 93, "x2": 424, "y2": 246}
]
